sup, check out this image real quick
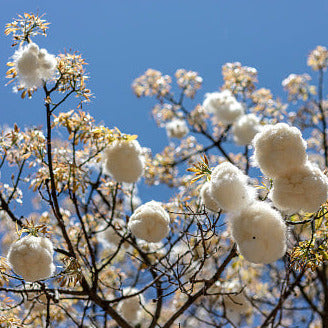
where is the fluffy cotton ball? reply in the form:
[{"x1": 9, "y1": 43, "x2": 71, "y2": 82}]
[
  {"x1": 232, "y1": 114, "x2": 261, "y2": 145},
  {"x1": 7, "y1": 235, "x2": 55, "y2": 282},
  {"x1": 117, "y1": 288, "x2": 144, "y2": 324},
  {"x1": 200, "y1": 181, "x2": 220, "y2": 212},
  {"x1": 13, "y1": 43, "x2": 57, "y2": 88},
  {"x1": 128, "y1": 201, "x2": 170, "y2": 242},
  {"x1": 271, "y1": 162, "x2": 328, "y2": 214},
  {"x1": 229, "y1": 201, "x2": 287, "y2": 264},
  {"x1": 223, "y1": 293, "x2": 250, "y2": 326},
  {"x1": 166, "y1": 119, "x2": 189, "y2": 139},
  {"x1": 209, "y1": 162, "x2": 256, "y2": 212},
  {"x1": 203, "y1": 90, "x2": 244, "y2": 124},
  {"x1": 97, "y1": 219, "x2": 126, "y2": 247},
  {"x1": 252, "y1": 123, "x2": 307, "y2": 178},
  {"x1": 103, "y1": 139, "x2": 144, "y2": 183}
]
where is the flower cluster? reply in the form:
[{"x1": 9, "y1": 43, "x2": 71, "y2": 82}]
[
  {"x1": 232, "y1": 113, "x2": 261, "y2": 146},
  {"x1": 307, "y1": 45, "x2": 328, "y2": 71},
  {"x1": 175, "y1": 69, "x2": 203, "y2": 98},
  {"x1": 132, "y1": 69, "x2": 172, "y2": 98},
  {"x1": 166, "y1": 119, "x2": 189, "y2": 139},
  {"x1": 128, "y1": 201, "x2": 170, "y2": 243},
  {"x1": 203, "y1": 90, "x2": 244, "y2": 124},
  {"x1": 103, "y1": 139, "x2": 145, "y2": 183},
  {"x1": 7, "y1": 235, "x2": 55, "y2": 282},
  {"x1": 222, "y1": 62, "x2": 257, "y2": 95},
  {"x1": 253, "y1": 123, "x2": 328, "y2": 213},
  {"x1": 282, "y1": 73, "x2": 316, "y2": 102}
]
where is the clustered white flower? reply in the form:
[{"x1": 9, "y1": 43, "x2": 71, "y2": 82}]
[
  {"x1": 200, "y1": 181, "x2": 220, "y2": 212},
  {"x1": 200, "y1": 162, "x2": 287, "y2": 264},
  {"x1": 208, "y1": 162, "x2": 256, "y2": 212},
  {"x1": 165, "y1": 119, "x2": 189, "y2": 139},
  {"x1": 7, "y1": 235, "x2": 55, "y2": 282},
  {"x1": 203, "y1": 90, "x2": 244, "y2": 124},
  {"x1": 253, "y1": 123, "x2": 328, "y2": 213},
  {"x1": 117, "y1": 288, "x2": 144, "y2": 325},
  {"x1": 128, "y1": 201, "x2": 170, "y2": 243},
  {"x1": 229, "y1": 202, "x2": 287, "y2": 264},
  {"x1": 103, "y1": 139, "x2": 145, "y2": 183},
  {"x1": 232, "y1": 113, "x2": 261, "y2": 145},
  {"x1": 13, "y1": 42, "x2": 57, "y2": 89},
  {"x1": 97, "y1": 218, "x2": 126, "y2": 248}
]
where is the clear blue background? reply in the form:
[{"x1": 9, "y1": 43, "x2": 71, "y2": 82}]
[{"x1": 1, "y1": 0, "x2": 328, "y2": 201}]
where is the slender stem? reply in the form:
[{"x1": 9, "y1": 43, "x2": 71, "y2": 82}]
[{"x1": 318, "y1": 68, "x2": 328, "y2": 167}]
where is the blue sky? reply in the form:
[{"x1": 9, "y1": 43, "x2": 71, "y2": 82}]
[{"x1": 1, "y1": 0, "x2": 328, "y2": 201}]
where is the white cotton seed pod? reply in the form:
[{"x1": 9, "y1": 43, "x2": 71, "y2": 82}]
[
  {"x1": 7, "y1": 235, "x2": 55, "y2": 282},
  {"x1": 128, "y1": 201, "x2": 170, "y2": 243},
  {"x1": 200, "y1": 181, "x2": 220, "y2": 212},
  {"x1": 97, "y1": 219, "x2": 126, "y2": 247},
  {"x1": 117, "y1": 288, "x2": 144, "y2": 324},
  {"x1": 103, "y1": 139, "x2": 144, "y2": 183},
  {"x1": 203, "y1": 90, "x2": 244, "y2": 124},
  {"x1": 252, "y1": 123, "x2": 307, "y2": 178},
  {"x1": 223, "y1": 293, "x2": 250, "y2": 326},
  {"x1": 229, "y1": 201, "x2": 287, "y2": 264},
  {"x1": 232, "y1": 113, "x2": 261, "y2": 146},
  {"x1": 166, "y1": 119, "x2": 189, "y2": 139},
  {"x1": 13, "y1": 43, "x2": 57, "y2": 89},
  {"x1": 270, "y1": 162, "x2": 328, "y2": 214},
  {"x1": 209, "y1": 162, "x2": 256, "y2": 212}
]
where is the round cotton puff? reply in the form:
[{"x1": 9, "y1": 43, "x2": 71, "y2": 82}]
[
  {"x1": 252, "y1": 123, "x2": 307, "y2": 178},
  {"x1": 232, "y1": 114, "x2": 261, "y2": 146},
  {"x1": 97, "y1": 219, "x2": 126, "y2": 247},
  {"x1": 13, "y1": 43, "x2": 57, "y2": 89},
  {"x1": 271, "y1": 162, "x2": 328, "y2": 214},
  {"x1": 7, "y1": 235, "x2": 55, "y2": 282},
  {"x1": 166, "y1": 119, "x2": 189, "y2": 139},
  {"x1": 200, "y1": 181, "x2": 220, "y2": 212},
  {"x1": 104, "y1": 139, "x2": 144, "y2": 183},
  {"x1": 209, "y1": 162, "x2": 256, "y2": 212},
  {"x1": 128, "y1": 201, "x2": 170, "y2": 242},
  {"x1": 223, "y1": 293, "x2": 250, "y2": 326},
  {"x1": 203, "y1": 90, "x2": 244, "y2": 124},
  {"x1": 117, "y1": 288, "x2": 144, "y2": 324},
  {"x1": 229, "y1": 201, "x2": 287, "y2": 264}
]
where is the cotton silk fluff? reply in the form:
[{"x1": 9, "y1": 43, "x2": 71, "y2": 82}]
[
  {"x1": 209, "y1": 162, "x2": 255, "y2": 212},
  {"x1": 200, "y1": 182, "x2": 220, "y2": 212},
  {"x1": 13, "y1": 43, "x2": 57, "y2": 88},
  {"x1": 7, "y1": 235, "x2": 55, "y2": 282},
  {"x1": 166, "y1": 119, "x2": 189, "y2": 139},
  {"x1": 117, "y1": 288, "x2": 144, "y2": 324},
  {"x1": 232, "y1": 114, "x2": 261, "y2": 145},
  {"x1": 104, "y1": 140, "x2": 144, "y2": 183},
  {"x1": 271, "y1": 163, "x2": 328, "y2": 214},
  {"x1": 128, "y1": 201, "x2": 170, "y2": 243},
  {"x1": 252, "y1": 123, "x2": 307, "y2": 178},
  {"x1": 229, "y1": 201, "x2": 287, "y2": 264},
  {"x1": 203, "y1": 90, "x2": 244, "y2": 124}
]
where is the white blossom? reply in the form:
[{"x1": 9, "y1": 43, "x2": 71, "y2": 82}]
[
  {"x1": 117, "y1": 288, "x2": 144, "y2": 324},
  {"x1": 232, "y1": 113, "x2": 261, "y2": 145},
  {"x1": 209, "y1": 162, "x2": 256, "y2": 212},
  {"x1": 200, "y1": 181, "x2": 220, "y2": 212},
  {"x1": 166, "y1": 119, "x2": 189, "y2": 139},
  {"x1": 229, "y1": 201, "x2": 287, "y2": 264},
  {"x1": 103, "y1": 139, "x2": 144, "y2": 183},
  {"x1": 128, "y1": 201, "x2": 170, "y2": 242},
  {"x1": 7, "y1": 235, "x2": 55, "y2": 282},
  {"x1": 271, "y1": 162, "x2": 328, "y2": 214},
  {"x1": 203, "y1": 90, "x2": 244, "y2": 124},
  {"x1": 13, "y1": 43, "x2": 57, "y2": 88},
  {"x1": 252, "y1": 123, "x2": 307, "y2": 178}
]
